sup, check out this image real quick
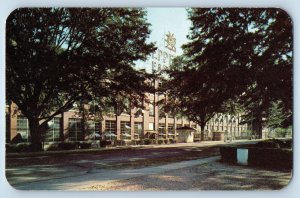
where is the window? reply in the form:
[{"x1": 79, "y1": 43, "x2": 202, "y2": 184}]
[
  {"x1": 68, "y1": 118, "x2": 83, "y2": 141},
  {"x1": 121, "y1": 121, "x2": 131, "y2": 140},
  {"x1": 104, "y1": 120, "x2": 116, "y2": 140},
  {"x1": 168, "y1": 124, "x2": 174, "y2": 135},
  {"x1": 105, "y1": 120, "x2": 116, "y2": 134},
  {"x1": 134, "y1": 122, "x2": 143, "y2": 140},
  {"x1": 168, "y1": 124, "x2": 174, "y2": 133},
  {"x1": 87, "y1": 120, "x2": 101, "y2": 135},
  {"x1": 17, "y1": 116, "x2": 29, "y2": 142},
  {"x1": 45, "y1": 118, "x2": 61, "y2": 142},
  {"x1": 158, "y1": 123, "x2": 166, "y2": 139},
  {"x1": 149, "y1": 122, "x2": 154, "y2": 130},
  {"x1": 149, "y1": 102, "x2": 154, "y2": 117}
]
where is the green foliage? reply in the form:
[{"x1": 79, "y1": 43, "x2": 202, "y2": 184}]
[
  {"x1": 274, "y1": 127, "x2": 292, "y2": 138},
  {"x1": 6, "y1": 8, "x2": 155, "y2": 149},
  {"x1": 164, "y1": 8, "x2": 292, "y2": 139}
]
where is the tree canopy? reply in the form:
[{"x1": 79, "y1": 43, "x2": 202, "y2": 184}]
[
  {"x1": 6, "y1": 8, "x2": 156, "y2": 150},
  {"x1": 163, "y1": 8, "x2": 292, "y2": 138}
]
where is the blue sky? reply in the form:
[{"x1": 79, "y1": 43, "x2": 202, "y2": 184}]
[
  {"x1": 146, "y1": 8, "x2": 191, "y2": 55},
  {"x1": 136, "y1": 8, "x2": 191, "y2": 71}
]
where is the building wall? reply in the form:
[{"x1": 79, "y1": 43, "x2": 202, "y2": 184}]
[{"x1": 6, "y1": 79, "x2": 250, "y2": 143}]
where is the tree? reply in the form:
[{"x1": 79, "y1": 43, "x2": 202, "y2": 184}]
[
  {"x1": 6, "y1": 8, "x2": 155, "y2": 150},
  {"x1": 176, "y1": 8, "x2": 292, "y2": 138},
  {"x1": 162, "y1": 56, "x2": 227, "y2": 141}
]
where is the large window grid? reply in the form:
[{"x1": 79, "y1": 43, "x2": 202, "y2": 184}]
[
  {"x1": 158, "y1": 123, "x2": 166, "y2": 139},
  {"x1": 105, "y1": 120, "x2": 117, "y2": 140},
  {"x1": 134, "y1": 122, "x2": 143, "y2": 140},
  {"x1": 167, "y1": 124, "x2": 175, "y2": 139},
  {"x1": 68, "y1": 118, "x2": 83, "y2": 141},
  {"x1": 87, "y1": 120, "x2": 101, "y2": 140},
  {"x1": 121, "y1": 121, "x2": 131, "y2": 140},
  {"x1": 149, "y1": 103, "x2": 154, "y2": 117},
  {"x1": 45, "y1": 118, "x2": 61, "y2": 142},
  {"x1": 17, "y1": 116, "x2": 29, "y2": 142}
]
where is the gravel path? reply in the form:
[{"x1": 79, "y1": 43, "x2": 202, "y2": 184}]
[{"x1": 81, "y1": 161, "x2": 292, "y2": 191}]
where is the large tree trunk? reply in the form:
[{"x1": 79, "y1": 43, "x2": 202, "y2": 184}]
[
  {"x1": 28, "y1": 117, "x2": 43, "y2": 151},
  {"x1": 253, "y1": 118, "x2": 263, "y2": 139},
  {"x1": 200, "y1": 124, "x2": 205, "y2": 141}
]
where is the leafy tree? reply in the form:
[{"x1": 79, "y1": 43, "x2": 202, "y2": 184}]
[
  {"x1": 6, "y1": 8, "x2": 155, "y2": 150},
  {"x1": 169, "y1": 8, "x2": 292, "y2": 138},
  {"x1": 162, "y1": 56, "x2": 227, "y2": 141}
]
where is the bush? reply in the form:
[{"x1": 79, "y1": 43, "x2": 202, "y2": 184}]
[
  {"x1": 169, "y1": 139, "x2": 176, "y2": 144},
  {"x1": 219, "y1": 146, "x2": 237, "y2": 164},
  {"x1": 157, "y1": 140, "x2": 164, "y2": 144},
  {"x1": 45, "y1": 143, "x2": 60, "y2": 151},
  {"x1": 11, "y1": 133, "x2": 24, "y2": 144},
  {"x1": 248, "y1": 147, "x2": 292, "y2": 170},
  {"x1": 220, "y1": 144, "x2": 293, "y2": 170},
  {"x1": 100, "y1": 140, "x2": 112, "y2": 147},
  {"x1": 58, "y1": 142, "x2": 77, "y2": 150},
  {"x1": 267, "y1": 139, "x2": 293, "y2": 149},
  {"x1": 6, "y1": 143, "x2": 32, "y2": 153},
  {"x1": 132, "y1": 140, "x2": 141, "y2": 145},
  {"x1": 79, "y1": 142, "x2": 92, "y2": 149},
  {"x1": 256, "y1": 140, "x2": 280, "y2": 148},
  {"x1": 151, "y1": 139, "x2": 157, "y2": 144},
  {"x1": 142, "y1": 139, "x2": 151, "y2": 145}
]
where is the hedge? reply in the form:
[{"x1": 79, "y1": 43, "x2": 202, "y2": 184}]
[{"x1": 220, "y1": 145, "x2": 292, "y2": 170}]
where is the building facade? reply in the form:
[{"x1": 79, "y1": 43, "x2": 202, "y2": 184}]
[{"x1": 6, "y1": 81, "x2": 251, "y2": 144}]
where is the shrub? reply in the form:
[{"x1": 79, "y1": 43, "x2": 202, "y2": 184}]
[
  {"x1": 256, "y1": 140, "x2": 280, "y2": 148},
  {"x1": 143, "y1": 139, "x2": 151, "y2": 145},
  {"x1": 58, "y1": 142, "x2": 77, "y2": 150},
  {"x1": 169, "y1": 139, "x2": 176, "y2": 144},
  {"x1": 6, "y1": 144, "x2": 18, "y2": 153},
  {"x1": 100, "y1": 140, "x2": 112, "y2": 147},
  {"x1": 132, "y1": 140, "x2": 141, "y2": 145},
  {"x1": 248, "y1": 147, "x2": 292, "y2": 170},
  {"x1": 157, "y1": 140, "x2": 164, "y2": 144},
  {"x1": 18, "y1": 143, "x2": 33, "y2": 152},
  {"x1": 11, "y1": 133, "x2": 24, "y2": 144},
  {"x1": 79, "y1": 142, "x2": 92, "y2": 149},
  {"x1": 268, "y1": 139, "x2": 293, "y2": 149},
  {"x1": 45, "y1": 143, "x2": 60, "y2": 151},
  {"x1": 220, "y1": 146, "x2": 237, "y2": 164},
  {"x1": 6, "y1": 143, "x2": 33, "y2": 153}
]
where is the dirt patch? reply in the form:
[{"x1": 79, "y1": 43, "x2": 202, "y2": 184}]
[{"x1": 82, "y1": 161, "x2": 292, "y2": 191}]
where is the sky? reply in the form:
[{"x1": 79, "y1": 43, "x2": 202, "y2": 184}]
[
  {"x1": 136, "y1": 8, "x2": 191, "y2": 72},
  {"x1": 146, "y1": 8, "x2": 191, "y2": 55}
]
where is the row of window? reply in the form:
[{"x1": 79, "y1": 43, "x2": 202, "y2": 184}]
[
  {"x1": 15, "y1": 117, "x2": 144, "y2": 142},
  {"x1": 16, "y1": 116, "x2": 247, "y2": 142}
]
